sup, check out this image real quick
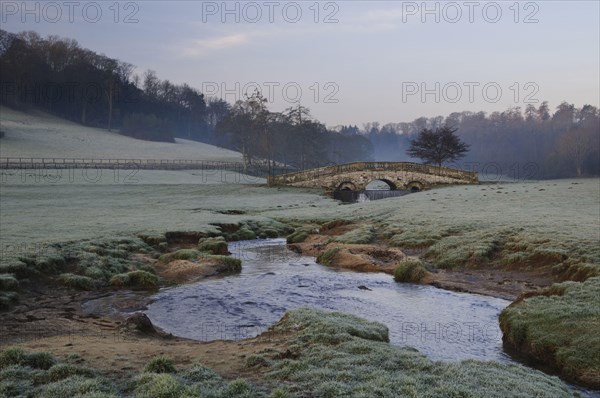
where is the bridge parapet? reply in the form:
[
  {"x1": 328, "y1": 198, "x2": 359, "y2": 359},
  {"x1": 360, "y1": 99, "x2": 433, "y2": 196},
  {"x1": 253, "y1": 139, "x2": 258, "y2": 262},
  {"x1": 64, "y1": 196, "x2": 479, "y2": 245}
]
[{"x1": 268, "y1": 162, "x2": 478, "y2": 192}]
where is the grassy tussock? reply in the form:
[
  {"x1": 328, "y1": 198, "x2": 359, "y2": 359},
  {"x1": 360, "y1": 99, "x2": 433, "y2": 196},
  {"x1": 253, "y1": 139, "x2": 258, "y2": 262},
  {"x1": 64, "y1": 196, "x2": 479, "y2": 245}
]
[
  {"x1": 0, "y1": 237, "x2": 158, "y2": 309},
  {"x1": 261, "y1": 308, "x2": 577, "y2": 397},
  {"x1": 500, "y1": 277, "x2": 600, "y2": 388},
  {"x1": 144, "y1": 356, "x2": 176, "y2": 374},
  {"x1": 389, "y1": 228, "x2": 447, "y2": 248},
  {"x1": 159, "y1": 249, "x2": 201, "y2": 263},
  {"x1": 59, "y1": 273, "x2": 99, "y2": 290},
  {"x1": 220, "y1": 220, "x2": 294, "y2": 241},
  {"x1": 316, "y1": 248, "x2": 341, "y2": 266},
  {"x1": 331, "y1": 224, "x2": 375, "y2": 245},
  {"x1": 423, "y1": 232, "x2": 502, "y2": 269},
  {"x1": 393, "y1": 260, "x2": 427, "y2": 283},
  {"x1": 286, "y1": 226, "x2": 318, "y2": 244},
  {"x1": 205, "y1": 255, "x2": 242, "y2": 273},
  {"x1": 0, "y1": 349, "x2": 271, "y2": 398},
  {"x1": 109, "y1": 270, "x2": 160, "y2": 290},
  {"x1": 198, "y1": 237, "x2": 229, "y2": 255}
]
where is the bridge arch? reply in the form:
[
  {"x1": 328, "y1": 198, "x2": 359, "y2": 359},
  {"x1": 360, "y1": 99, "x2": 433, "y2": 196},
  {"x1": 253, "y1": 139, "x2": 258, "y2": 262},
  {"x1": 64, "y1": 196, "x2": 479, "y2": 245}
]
[
  {"x1": 406, "y1": 181, "x2": 425, "y2": 192},
  {"x1": 335, "y1": 181, "x2": 358, "y2": 191},
  {"x1": 365, "y1": 178, "x2": 397, "y2": 191}
]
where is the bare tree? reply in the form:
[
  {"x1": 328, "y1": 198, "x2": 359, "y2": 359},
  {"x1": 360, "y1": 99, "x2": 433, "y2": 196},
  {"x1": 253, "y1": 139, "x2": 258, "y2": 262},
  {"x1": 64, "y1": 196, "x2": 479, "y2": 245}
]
[{"x1": 407, "y1": 126, "x2": 469, "y2": 167}]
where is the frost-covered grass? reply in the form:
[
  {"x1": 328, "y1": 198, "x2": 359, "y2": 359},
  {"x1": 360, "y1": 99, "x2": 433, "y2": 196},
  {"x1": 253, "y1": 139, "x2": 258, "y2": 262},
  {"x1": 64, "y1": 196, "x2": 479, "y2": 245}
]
[
  {"x1": 0, "y1": 237, "x2": 159, "y2": 299},
  {"x1": 2, "y1": 308, "x2": 581, "y2": 397},
  {"x1": 500, "y1": 277, "x2": 600, "y2": 388},
  {"x1": 0, "y1": 184, "x2": 325, "y2": 254},
  {"x1": 0, "y1": 106, "x2": 242, "y2": 161},
  {"x1": 109, "y1": 270, "x2": 160, "y2": 291},
  {"x1": 330, "y1": 224, "x2": 376, "y2": 244},
  {"x1": 258, "y1": 308, "x2": 577, "y2": 397},
  {"x1": 0, "y1": 348, "x2": 272, "y2": 398},
  {"x1": 266, "y1": 180, "x2": 600, "y2": 279}
]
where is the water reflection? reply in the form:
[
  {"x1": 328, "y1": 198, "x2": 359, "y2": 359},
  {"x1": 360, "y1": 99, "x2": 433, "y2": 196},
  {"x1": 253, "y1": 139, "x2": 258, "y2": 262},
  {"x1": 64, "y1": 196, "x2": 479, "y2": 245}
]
[{"x1": 334, "y1": 189, "x2": 411, "y2": 203}]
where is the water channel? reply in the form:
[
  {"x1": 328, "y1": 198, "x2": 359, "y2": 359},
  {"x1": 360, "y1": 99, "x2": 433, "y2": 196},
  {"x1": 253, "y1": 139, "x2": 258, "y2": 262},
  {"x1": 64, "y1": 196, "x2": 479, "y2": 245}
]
[{"x1": 146, "y1": 239, "x2": 511, "y2": 363}]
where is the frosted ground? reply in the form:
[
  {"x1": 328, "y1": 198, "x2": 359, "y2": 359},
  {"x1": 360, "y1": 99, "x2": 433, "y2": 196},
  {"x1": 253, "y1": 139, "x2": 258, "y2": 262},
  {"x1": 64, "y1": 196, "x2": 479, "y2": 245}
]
[
  {"x1": 0, "y1": 106, "x2": 242, "y2": 161},
  {"x1": 1, "y1": 171, "x2": 598, "y2": 266}
]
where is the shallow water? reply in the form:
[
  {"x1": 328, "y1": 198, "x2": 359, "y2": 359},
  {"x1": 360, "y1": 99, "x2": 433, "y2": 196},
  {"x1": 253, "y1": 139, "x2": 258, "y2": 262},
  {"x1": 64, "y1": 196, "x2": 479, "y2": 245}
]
[{"x1": 146, "y1": 239, "x2": 511, "y2": 362}]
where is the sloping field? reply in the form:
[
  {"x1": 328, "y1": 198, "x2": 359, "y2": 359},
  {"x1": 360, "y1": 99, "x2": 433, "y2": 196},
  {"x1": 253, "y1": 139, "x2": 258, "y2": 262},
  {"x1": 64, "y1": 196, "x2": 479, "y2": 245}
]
[{"x1": 0, "y1": 106, "x2": 242, "y2": 162}]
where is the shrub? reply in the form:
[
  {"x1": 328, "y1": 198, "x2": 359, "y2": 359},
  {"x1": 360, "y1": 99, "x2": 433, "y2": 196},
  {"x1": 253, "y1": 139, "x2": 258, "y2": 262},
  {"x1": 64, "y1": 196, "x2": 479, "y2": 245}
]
[
  {"x1": 144, "y1": 356, "x2": 176, "y2": 374},
  {"x1": 393, "y1": 260, "x2": 427, "y2": 283},
  {"x1": 59, "y1": 273, "x2": 98, "y2": 290}
]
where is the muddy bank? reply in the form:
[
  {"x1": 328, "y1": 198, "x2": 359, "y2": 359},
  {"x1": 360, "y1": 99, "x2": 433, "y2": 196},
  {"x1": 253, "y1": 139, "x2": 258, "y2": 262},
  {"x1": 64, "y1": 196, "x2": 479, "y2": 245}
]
[{"x1": 288, "y1": 222, "x2": 556, "y2": 301}]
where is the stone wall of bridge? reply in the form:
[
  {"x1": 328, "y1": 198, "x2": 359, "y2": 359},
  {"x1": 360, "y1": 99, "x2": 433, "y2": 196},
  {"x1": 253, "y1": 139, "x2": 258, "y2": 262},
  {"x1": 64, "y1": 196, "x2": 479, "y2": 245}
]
[{"x1": 268, "y1": 162, "x2": 478, "y2": 193}]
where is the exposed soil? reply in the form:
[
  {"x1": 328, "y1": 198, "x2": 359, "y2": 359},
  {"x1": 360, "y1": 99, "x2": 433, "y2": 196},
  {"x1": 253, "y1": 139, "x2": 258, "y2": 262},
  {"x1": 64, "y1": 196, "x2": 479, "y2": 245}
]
[
  {"x1": 290, "y1": 222, "x2": 558, "y2": 301},
  {"x1": 0, "y1": 281, "x2": 281, "y2": 386}
]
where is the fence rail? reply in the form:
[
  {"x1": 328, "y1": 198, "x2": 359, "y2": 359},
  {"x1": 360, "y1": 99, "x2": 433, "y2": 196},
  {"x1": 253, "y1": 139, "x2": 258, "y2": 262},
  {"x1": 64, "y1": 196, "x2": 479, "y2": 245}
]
[{"x1": 0, "y1": 157, "x2": 296, "y2": 177}]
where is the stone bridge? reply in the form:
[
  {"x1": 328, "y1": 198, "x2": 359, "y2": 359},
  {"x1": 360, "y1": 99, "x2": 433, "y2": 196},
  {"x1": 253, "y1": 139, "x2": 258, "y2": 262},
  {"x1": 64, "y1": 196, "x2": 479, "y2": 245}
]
[{"x1": 268, "y1": 162, "x2": 478, "y2": 193}]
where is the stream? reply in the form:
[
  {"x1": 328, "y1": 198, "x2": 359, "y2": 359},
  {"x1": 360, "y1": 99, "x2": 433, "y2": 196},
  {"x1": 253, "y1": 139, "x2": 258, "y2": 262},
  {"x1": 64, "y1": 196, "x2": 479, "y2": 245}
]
[{"x1": 145, "y1": 239, "x2": 511, "y2": 363}]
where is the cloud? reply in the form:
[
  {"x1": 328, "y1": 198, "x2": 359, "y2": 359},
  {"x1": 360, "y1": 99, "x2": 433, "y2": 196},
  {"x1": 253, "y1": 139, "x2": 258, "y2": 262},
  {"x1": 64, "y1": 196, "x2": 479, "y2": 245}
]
[{"x1": 181, "y1": 33, "x2": 249, "y2": 57}]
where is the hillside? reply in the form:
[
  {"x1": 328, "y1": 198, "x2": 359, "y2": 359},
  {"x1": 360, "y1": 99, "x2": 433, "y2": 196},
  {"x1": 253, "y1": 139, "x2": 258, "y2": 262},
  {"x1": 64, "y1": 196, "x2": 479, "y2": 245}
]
[{"x1": 0, "y1": 106, "x2": 243, "y2": 161}]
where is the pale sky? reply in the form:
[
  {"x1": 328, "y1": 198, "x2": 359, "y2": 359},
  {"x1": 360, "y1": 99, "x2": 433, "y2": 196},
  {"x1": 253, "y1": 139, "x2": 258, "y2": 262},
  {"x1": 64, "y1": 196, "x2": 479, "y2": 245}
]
[{"x1": 2, "y1": 0, "x2": 599, "y2": 126}]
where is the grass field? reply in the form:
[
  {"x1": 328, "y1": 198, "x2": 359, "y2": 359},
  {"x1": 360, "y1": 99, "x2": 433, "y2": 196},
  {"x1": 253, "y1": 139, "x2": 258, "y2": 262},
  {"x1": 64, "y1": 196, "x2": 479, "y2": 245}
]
[{"x1": 0, "y1": 106, "x2": 242, "y2": 161}]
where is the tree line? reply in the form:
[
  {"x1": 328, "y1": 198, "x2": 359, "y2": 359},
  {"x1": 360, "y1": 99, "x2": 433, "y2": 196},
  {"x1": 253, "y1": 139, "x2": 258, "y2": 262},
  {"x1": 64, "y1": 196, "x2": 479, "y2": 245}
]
[
  {"x1": 0, "y1": 29, "x2": 373, "y2": 169},
  {"x1": 350, "y1": 103, "x2": 599, "y2": 178},
  {"x1": 1, "y1": 29, "x2": 598, "y2": 178}
]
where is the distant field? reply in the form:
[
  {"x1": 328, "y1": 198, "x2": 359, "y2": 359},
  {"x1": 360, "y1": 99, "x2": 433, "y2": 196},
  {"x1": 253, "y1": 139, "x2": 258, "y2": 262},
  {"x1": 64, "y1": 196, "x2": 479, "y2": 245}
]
[
  {"x1": 0, "y1": 106, "x2": 242, "y2": 161},
  {"x1": 1, "y1": 175, "x2": 598, "y2": 268}
]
